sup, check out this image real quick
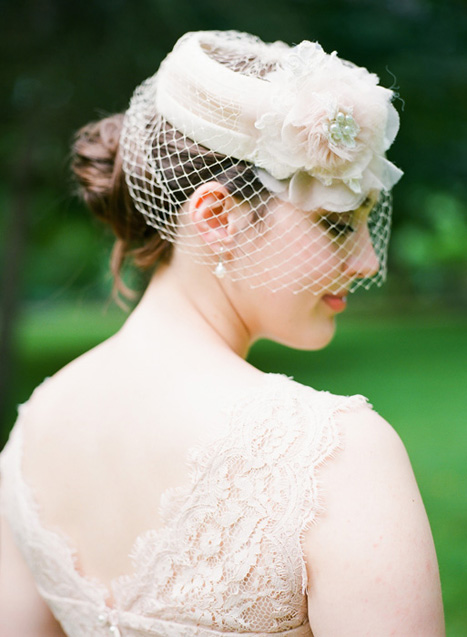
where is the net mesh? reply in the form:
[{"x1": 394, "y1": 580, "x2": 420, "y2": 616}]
[{"x1": 120, "y1": 31, "x2": 397, "y2": 295}]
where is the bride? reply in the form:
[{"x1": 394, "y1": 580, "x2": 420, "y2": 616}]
[{"x1": 0, "y1": 31, "x2": 444, "y2": 636}]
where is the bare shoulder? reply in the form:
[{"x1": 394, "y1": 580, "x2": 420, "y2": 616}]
[
  {"x1": 303, "y1": 404, "x2": 445, "y2": 637},
  {"x1": 336, "y1": 402, "x2": 413, "y2": 477},
  {"x1": 20, "y1": 334, "x2": 125, "y2": 449},
  {"x1": 17, "y1": 338, "x2": 126, "y2": 515}
]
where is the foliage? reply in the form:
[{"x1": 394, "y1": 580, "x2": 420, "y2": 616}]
[{"x1": 392, "y1": 188, "x2": 467, "y2": 296}]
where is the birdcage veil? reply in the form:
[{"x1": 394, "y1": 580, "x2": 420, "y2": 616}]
[{"x1": 120, "y1": 30, "x2": 402, "y2": 294}]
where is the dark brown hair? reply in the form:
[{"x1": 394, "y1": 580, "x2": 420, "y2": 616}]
[{"x1": 71, "y1": 114, "x2": 266, "y2": 301}]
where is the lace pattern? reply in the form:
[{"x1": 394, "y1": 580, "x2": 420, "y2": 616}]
[{"x1": 0, "y1": 374, "x2": 368, "y2": 636}]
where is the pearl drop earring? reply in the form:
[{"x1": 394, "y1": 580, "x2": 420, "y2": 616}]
[{"x1": 214, "y1": 247, "x2": 226, "y2": 278}]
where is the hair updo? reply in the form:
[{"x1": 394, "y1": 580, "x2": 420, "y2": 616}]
[{"x1": 71, "y1": 114, "x2": 266, "y2": 299}]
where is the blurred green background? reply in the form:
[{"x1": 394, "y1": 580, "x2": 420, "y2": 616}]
[{"x1": 1, "y1": 0, "x2": 466, "y2": 633}]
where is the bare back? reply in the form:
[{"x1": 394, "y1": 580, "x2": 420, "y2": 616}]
[{"x1": 20, "y1": 318, "x2": 265, "y2": 588}]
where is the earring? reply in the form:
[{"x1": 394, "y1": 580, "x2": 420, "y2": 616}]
[{"x1": 214, "y1": 247, "x2": 226, "y2": 278}]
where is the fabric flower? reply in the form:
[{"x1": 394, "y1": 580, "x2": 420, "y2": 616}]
[{"x1": 253, "y1": 41, "x2": 402, "y2": 209}]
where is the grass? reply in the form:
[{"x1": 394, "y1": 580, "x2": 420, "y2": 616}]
[{"x1": 3, "y1": 301, "x2": 467, "y2": 635}]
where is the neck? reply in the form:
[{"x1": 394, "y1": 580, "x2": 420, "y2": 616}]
[{"x1": 121, "y1": 264, "x2": 252, "y2": 360}]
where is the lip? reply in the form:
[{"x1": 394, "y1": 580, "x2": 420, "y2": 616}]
[{"x1": 322, "y1": 294, "x2": 348, "y2": 312}]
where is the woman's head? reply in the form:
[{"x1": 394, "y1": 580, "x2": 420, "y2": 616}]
[{"x1": 73, "y1": 30, "x2": 402, "y2": 300}]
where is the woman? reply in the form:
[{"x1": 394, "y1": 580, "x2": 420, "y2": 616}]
[{"x1": 0, "y1": 31, "x2": 444, "y2": 636}]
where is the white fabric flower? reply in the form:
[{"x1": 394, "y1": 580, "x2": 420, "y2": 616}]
[{"x1": 253, "y1": 41, "x2": 403, "y2": 209}]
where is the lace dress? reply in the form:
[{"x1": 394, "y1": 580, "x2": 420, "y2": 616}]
[{"x1": 0, "y1": 374, "x2": 367, "y2": 636}]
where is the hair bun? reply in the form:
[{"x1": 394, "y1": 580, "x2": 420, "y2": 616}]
[
  {"x1": 71, "y1": 113, "x2": 171, "y2": 302},
  {"x1": 72, "y1": 114, "x2": 124, "y2": 224}
]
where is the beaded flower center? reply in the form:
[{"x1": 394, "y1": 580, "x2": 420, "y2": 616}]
[{"x1": 324, "y1": 111, "x2": 360, "y2": 148}]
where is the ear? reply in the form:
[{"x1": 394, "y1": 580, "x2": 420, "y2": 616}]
[{"x1": 189, "y1": 181, "x2": 237, "y2": 249}]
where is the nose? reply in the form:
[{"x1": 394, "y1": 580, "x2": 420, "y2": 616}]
[{"x1": 341, "y1": 223, "x2": 380, "y2": 280}]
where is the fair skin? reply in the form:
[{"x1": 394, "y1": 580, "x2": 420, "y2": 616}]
[{"x1": 0, "y1": 184, "x2": 445, "y2": 635}]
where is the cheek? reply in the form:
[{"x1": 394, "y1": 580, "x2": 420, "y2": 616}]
[
  {"x1": 231, "y1": 209, "x2": 344, "y2": 294},
  {"x1": 281, "y1": 230, "x2": 342, "y2": 293}
]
